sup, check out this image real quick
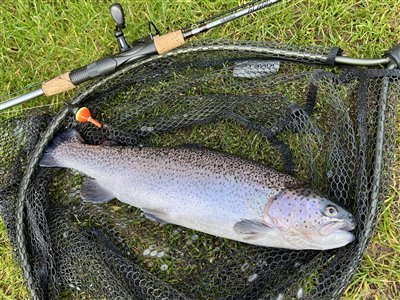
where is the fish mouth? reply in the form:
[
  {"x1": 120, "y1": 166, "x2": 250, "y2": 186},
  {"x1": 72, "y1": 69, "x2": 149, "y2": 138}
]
[
  {"x1": 339, "y1": 221, "x2": 356, "y2": 231},
  {"x1": 316, "y1": 220, "x2": 356, "y2": 250},
  {"x1": 320, "y1": 218, "x2": 356, "y2": 235}
]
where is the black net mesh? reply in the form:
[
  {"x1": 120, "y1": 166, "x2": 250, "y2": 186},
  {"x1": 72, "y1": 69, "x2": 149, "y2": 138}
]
[{"x1": 0, "y1": 40, "x2": 399, "y2": 299}]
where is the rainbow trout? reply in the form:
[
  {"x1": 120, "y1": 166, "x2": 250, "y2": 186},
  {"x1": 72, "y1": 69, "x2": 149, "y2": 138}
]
[{"x1": 39, "y1": 129, "x2": 355, "y2": 250}]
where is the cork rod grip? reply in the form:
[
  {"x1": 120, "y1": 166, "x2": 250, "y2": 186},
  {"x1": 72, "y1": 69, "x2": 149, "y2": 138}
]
[
  {"x1": 42, "y1": 72, "x2": 76, "y2": 96},
  {"x1": 153, "y1": 30, "x2": 185, "y2": 54}
]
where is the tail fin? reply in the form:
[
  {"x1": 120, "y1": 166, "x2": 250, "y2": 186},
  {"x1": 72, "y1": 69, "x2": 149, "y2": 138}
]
[{"x1": 39, "y1": 129, "x2": 83, "y2": 167}]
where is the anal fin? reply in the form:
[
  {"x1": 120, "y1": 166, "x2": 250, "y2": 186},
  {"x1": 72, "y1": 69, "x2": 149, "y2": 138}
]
[{"x1": 80, "y1": 178, "x2": 115, "y2": 203}]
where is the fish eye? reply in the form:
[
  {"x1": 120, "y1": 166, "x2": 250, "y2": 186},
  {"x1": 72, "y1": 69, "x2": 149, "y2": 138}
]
[{"x1": 325, "y1": 205, "x2": 338, "y2": 217}]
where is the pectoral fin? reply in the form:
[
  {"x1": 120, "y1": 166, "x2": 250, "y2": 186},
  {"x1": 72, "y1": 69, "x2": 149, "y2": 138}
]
[
  {"x1": 142, "y1": 208, "x2": 169, "y2": 224},
  {"x1": 80, "y1": 179, "x2": 115, "y2": 203},
  {"x1": 234, "y1": 219, "x2": 272, "y2": 240}
]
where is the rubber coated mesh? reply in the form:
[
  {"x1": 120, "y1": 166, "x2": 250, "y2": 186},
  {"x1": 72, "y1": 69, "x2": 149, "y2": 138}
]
[{"x1": 0, "y1": 40, "x2": 399, "y2": 300}]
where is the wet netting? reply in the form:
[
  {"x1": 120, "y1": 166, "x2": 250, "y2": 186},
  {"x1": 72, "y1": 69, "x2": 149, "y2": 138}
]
[{"x1": 0, "y1": 40, "x2": 399, "y2": 299}]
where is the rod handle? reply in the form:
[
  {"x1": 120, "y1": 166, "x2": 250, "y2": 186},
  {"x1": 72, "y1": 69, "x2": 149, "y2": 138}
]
[
  {"x1": 42, "y1": 72, "x2": 76, "y2": 96},
  {"x1": 153, "y1": 30, "x2": 185, "y2": 54}
]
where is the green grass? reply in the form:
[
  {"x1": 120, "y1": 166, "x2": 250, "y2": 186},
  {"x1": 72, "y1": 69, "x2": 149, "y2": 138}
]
[
  {"x1": 0, "y1": 220, "x2": 27, "y2": 299},
  {"x1": 0, "y1": 0, "x2": 399, "y2": 299}
]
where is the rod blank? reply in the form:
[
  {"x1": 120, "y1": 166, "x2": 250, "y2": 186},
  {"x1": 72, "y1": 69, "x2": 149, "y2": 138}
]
[{"x1": 182, "y1": 0, "x2": 283, "y2": 39}]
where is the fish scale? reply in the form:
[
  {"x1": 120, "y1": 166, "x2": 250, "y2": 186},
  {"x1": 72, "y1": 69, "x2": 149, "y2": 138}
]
[{"x1": 39, "y1": 129, "x2": 356, "y2": 250}]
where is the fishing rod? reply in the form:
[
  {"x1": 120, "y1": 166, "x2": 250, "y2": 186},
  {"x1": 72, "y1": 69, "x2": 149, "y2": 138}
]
[{"x1": 0, "y1": 0, "x2": 283, "y2": 111}]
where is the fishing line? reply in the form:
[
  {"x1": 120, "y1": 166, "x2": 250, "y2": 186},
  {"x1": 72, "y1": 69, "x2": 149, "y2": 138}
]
[
  {"x1": 0, "y1": 103, "x2": 59, "y2": 116},
  {"x1": 0, "y1": 82, "x2": 42, "y2": 102}
]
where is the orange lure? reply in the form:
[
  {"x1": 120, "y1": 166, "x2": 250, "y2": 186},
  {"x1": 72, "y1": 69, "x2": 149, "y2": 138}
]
[{"x1": 75, "y1": 107, "x2": 102, "y2": 128}]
